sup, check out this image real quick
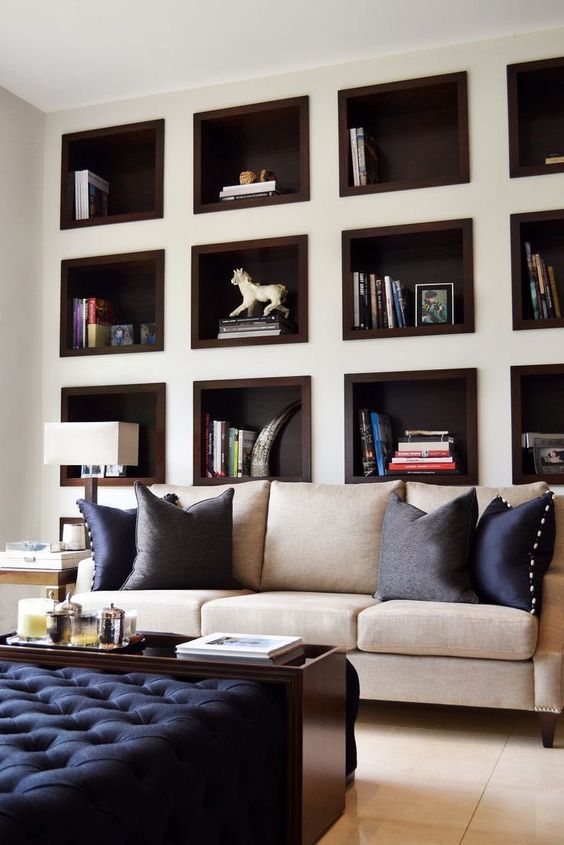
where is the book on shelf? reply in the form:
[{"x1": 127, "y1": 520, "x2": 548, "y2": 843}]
[
  {"x1": 349, "y1": 126, "x2": 378, "y2": 187},
  {"x1": 87, "y1": 297, "x2": 116, "y2": 326},
  {"x1": 393, "y1": 449, "x2": 451, "y2": 458},
  {"x1": 74, "y1": 170, "x2": 109, "y2": 221},
  {"x1": 87, "y1": 323, "x2": 111, "y2": 348},
  {"x1": 175, "y1": 632, "x2": 303, "y2": 662},
  {"x1": 389, "y1": 455, "x2": 454, "y2": 464},
  {"x1": 524, "y1": 242, "x2": 561, "y2": 320},
  {"x1": 387, "y1": 461, "x2": 457, "y2": 471},
  {"x1": 351, "y1": 272, "x2": 408, "y2": 330},
  {"x1": 204, "y1": 418, "x2": 257, "y2": 478},
  {"x1": 217, "y1": 315, "x2": 297, "y2": 339},
  {"x1": 545, "y1": 153, "x2": 564, "y2": 165},
  {"x1": 367, "y1": 411, "x2": 393, "y2": 476},
  {"x1": 218, "y1": 181, "x2": 286, "y2": 201},
  {"x1": 358, "y1": 409, "x2": 377, "y2": 476},
  {"x1": 220, "y1": 191, "x2": 277, "y2": 201}
]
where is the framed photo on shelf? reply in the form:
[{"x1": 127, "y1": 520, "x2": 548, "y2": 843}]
[
  {"x1": 105, "y1": 464, "x2": 126, "y2": 477},
  {"x1": 533, "y1": 436, "x2": 564, "y2": 474},
  {"x1": 80, "y1": 464, "x2": 105, "y2": 478},
  {"x1": 415, "y1": 283, "x2": 454, "y2": 326}
]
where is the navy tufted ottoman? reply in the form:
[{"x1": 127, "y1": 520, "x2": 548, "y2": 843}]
[{"x1": 0, "y1": 663, "x2": 285, "y2": 845}]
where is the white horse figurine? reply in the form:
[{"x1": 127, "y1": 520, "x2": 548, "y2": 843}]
[{"x1": 229, "y1": 268, "x2": 290, "y2": 319}]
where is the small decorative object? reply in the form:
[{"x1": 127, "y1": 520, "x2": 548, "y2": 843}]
[
  {"x1": 98, "y1": 602, "x2": 125, "y2": 647},
  {"x1": 259, "y1": 169, "x2": 276, "y2": 182},
  {"x1": 16, "y1": 597, "x2": 55, "y2": 640},
  {"x1": 70, "y1": 612, "x2": 99, "y2": 646},
  {"x1": 140, "y1": 322, "x2": 157, "y2": 344},
  {"x1": 123, "y1": 609, "x2": 138, "y2": 639},
  {"x1": 81, "y1": 464, "x2": 105, "y2": 478},
  {"x1": 110, "y1": 323, "x2": 134, "y2": 346},
  {"x1": 239, "y1": 170, "x2": 257, "y2": 184},
  {"x1": 415, "y1": 283, "x2": 454, "y2": 326},
  {"x1": 250, "y1": 400, "x2": 301, "y2": 477},
  {"x1": 533, "y1": 436, "x2": 564, "y2": 474},
  {"x1": 105, "y1": 464, "x2": 126, "y2": 477},
  {"x1": 229, "y1": 268, "x2": 290, "y2": 319}
]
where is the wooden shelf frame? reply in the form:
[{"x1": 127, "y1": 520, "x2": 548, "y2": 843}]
[
  {"x1": 60, "y1": 119, "x2": 164, "y2": 228},
  {"x1": 344, "y1": 368, "x2": 478, "y2": 485},
  {"x1": 342, "y1": 218, "x2": 474, "y2": 339},
  {"x1": 338, "y1": 71, "x2": 469, "y2": 196},
  {"x1": 191, "y1": 235, "x2": 308, "y2": 348},
  {"x1": 60, "y1": 383, "x2": 166, "y2": 487},
  {"x1": 60, "y1": 250, "x2": 165, "y2": 356},
  {"x1": 510, "y1": 209, "x2": 564, "y2": 330},
  {"x1": 193, "y1": 96, "x2": 310, "y2": 213},
  {"x1": 193, "y1": 376, "x2": 311, "y2": 484},
  {"x1": 511, "y1": 364, "x2": 564, "y2": 484},
  {"x1": 508, "y1": 56, "x2": 564, "y2": 179}
]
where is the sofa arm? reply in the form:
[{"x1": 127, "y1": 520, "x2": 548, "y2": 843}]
[
  {"x1": 74, "y1": 556, "x2": 94, "y2": 594},
  {"x1": 533, "y1": 571, "x2": 564, "y2": 713}
]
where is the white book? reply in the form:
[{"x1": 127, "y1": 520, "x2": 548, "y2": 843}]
[
  {"x1": 220, "y1": 180, "x2": 276, "y2": 196},
  {"x1": 0, "y1": 549, "x2": 90, "y2": 571},
  {"x1": 353, "y1": 271, "x2": 360, "y2": 328},
  {"x1": 383, "y1": 275, "x2": 396, "y2": 328},
  {"x1": 356, "y1": 126, "x2": 367, "y2": 186},
  {"x1": 175, "y1": 632, "x2": 303, "y2": 659},
  {"x1": 349, "y1": 127, "x2": 360, "y2": 186}
]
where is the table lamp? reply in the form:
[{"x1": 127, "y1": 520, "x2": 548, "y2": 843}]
[{"x1": 44, "y1": 421, "x2": 139, "y2": 503}]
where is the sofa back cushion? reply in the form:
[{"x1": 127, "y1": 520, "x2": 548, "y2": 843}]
[
  {"x1": 405, "y1": 481, "x2": 549, "y2": 516},
  {"x1": 150, "y1": 481, "x2": 270, "y2": 590},
  {"x1": 260, "y1": 480, "x2": 404, "y2": 594}
]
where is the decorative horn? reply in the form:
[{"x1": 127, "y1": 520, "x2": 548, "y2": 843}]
[{"x1": 250, "y1": 400, "x2": 301, "y2": 477}]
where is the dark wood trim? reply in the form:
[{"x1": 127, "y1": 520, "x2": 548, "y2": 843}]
[
  {"x1": 0, "y1": 568, "x2": 79, "y2": 602},
  {"x1": 511, "y1": 363, "x2": 564, "y2": 484}
]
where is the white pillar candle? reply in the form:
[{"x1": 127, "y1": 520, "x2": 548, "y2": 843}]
[{"x1": 17, "y1": 598, "x2": 54, "y2": 640}]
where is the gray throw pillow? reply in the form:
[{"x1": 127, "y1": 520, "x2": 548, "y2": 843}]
[
  {"x1": 122, "y1": 482, "x2": 238, "y2": 590},
  {"x1": 375, "y1": 488, "x2": 479, "y2": 603}
]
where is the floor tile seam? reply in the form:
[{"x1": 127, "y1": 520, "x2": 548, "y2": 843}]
[{"x1": 457, "y1": 730, "x2": 513, "y2": 844}]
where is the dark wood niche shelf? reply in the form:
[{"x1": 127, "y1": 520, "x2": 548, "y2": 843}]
[
  {"x1": 510, "y1": 209, "x2": 564, "y2": 330},
  {"x1": 508, "y1": 56, "x2": 564, "y2": 179},
  {"x1": 193, "y1": 377, "x2": 311, "y2": 484},
  {"x1": 60, "y1": 119, "x2": 164, "y2": 229},
  {"x1": 342, "y1": 219, "x2": 474, "y2": 339},
  {"x1": 193, "y1": 96, "x2": 309, "y2": 213},
  {"x1": 191, "y1": 235, "x2": 308, "y2": 348},
  {"x1": 60, "y1": 250, "x2": 165, "y2": 356},
  {"x1": 511, "y1": 364, "x2": 564, "y2": 484},
  {"x1": 61, "y1": 383, "x2": 166, "y2": 486},
  {"x1": 344, "y1": 369, "x2": 478, "y2": 485},
  {"x1": 338, "y1": 71, "x2": 469, "y2": 196}
]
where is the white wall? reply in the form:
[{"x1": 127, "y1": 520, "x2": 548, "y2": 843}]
[
  {"x1": 40, "y1": 26, "x2": 564, "y2": 533},
  {"x1": 0, "y1": 87, "x2": 44, "y2": 628}
]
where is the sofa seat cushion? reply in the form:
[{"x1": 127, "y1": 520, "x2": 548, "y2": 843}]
[
  {"x1": 202, "y1": 592, "x2": 377, "y2": 651},
  {"x1": 357, "y1": 600, "x2": 538, "y2": 660},
  {"x1": 260, "y1": 480, "x2": 404, "y2": 594},
  {"x1": 73, "y1": 589, "x2": 253, "y2": 638}
]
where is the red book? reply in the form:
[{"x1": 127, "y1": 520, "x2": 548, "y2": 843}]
[
  {"x1": 393, "y1": 450, "x2": 451, "y2": 458},
  {"x1": 389, "y1": 461, "x2": 457, "y2": 471}
]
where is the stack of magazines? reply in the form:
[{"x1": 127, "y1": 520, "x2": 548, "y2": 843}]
[{"x1": 175, "y1": 632, "x2": 304, "y2": 663}]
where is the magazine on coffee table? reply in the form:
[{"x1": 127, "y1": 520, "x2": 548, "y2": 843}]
[{"x1": 175, "y1": 632, "x2": 303, "y2": 660}]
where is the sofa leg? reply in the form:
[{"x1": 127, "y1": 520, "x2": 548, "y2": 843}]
[{"x1": 538, "y1": 712, "x2": 559, "y2": 748}]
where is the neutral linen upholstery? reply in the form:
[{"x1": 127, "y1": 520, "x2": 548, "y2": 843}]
[
  {"x1": 74, "y1": 588, "x2": 253, "y2": 638},
  {"x1": 151, "y1": 481, "x2": 270, "y2": 590},
  {"x1": 260, "y1": 480, "x2": 404, "y2": 594},
  {"x1": 202, "y1": 592, "x2": 377, "y2": 650},
  {"x1": 405, "y1": 480, "x2": 549, "y2": 516},
  {"x1": 357, "y1": 600, "x2": 538, "y2": 660}
]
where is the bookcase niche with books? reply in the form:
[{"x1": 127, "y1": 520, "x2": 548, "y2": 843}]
[
  {"x1": 193, "y1": 96, "x2": 309, "y2": 213},
  {"x1": 342, "y1": 219, "x2": 474, "y2": 338},
  {"x1": 338, "y1": 71, "x2": 469, "y2": 196},
  {"x1": 510, "y1": 209, "x2": 564, "y2": 330},
  {"x1": 60, "y1": 119, "x2": 164, "y2": 228},
  {"x1": 507, "y1": 56, "x2": 564, "y2": 179},
  {"x1": 61, "y1": 383, "x2": 166, "y2": 486},
  {"x1": 191, "y1": 235, "x2": 308, "y2": 348},
  {"x1": 511, "y1": 364, "x2": 564, "y2": 485},
  {"x1": 193, "y1": 377, "x2": 311, "y2": 484},
  {"x1": 345, "y1": 369, "x2": 478, "y2": 485},
  {"x1": 60, "y1": 251, "x2": 164, "y2": 356}
]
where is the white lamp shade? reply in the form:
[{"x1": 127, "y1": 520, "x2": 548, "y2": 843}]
[{"x1": 44, "y1": 421, "x2": 139, "y2": 466}]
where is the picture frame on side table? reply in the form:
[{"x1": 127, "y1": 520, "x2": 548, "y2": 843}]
[
  {"x1": 105, "y1": 464, "x2": 126, "y2": 477},
  {"x1": 415, "y1": 283, "x2": 454, "y2": 326},
  {"x1": 533, "y1": 436, "x2": 564, "y2": 474},
  {"x1": 81, "y1": 464, "x2": 105, "y2": 478}
]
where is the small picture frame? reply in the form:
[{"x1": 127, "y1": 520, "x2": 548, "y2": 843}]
[
  {"x1": 81, "y1": 464, "x2": 105, "y2": 478},
  {"x1": 105, "y1": 464, "x2": 126, "y2": 477},
  {"x1": 533, "y1": 436, "x2": 564, "y2": 474},
  {"x1": 415, "y1": 283, "x2": 454, "y2": 326}
]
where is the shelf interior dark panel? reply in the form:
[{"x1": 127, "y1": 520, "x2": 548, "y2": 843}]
[
  {"x1": 516, "y1": 64, "x2": 564, "y2": 169},
  {"x1": 517, "y1": 371, "x2": 564, "y2": 477},
  {"x1": 517, "y1": 217, "x2": 564, "y2": 320}
]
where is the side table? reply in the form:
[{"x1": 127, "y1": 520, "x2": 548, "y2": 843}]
[{"x1": 0, "y1": 567, "x2": 79, "y2": 601}]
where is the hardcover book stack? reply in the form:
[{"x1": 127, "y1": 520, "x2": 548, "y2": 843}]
[
  {"x1": 74, "y1": 170, "x2": 109, "y2": 220},
  {"x1": 203, "y1": 414, "x2": 257, "y2": 478},
  {"x1": 358, "y1": 409, "x2": 394, "y2": 476},
  {"x1": 385, "y1": 430, "x2": 460, "y2": 476},
  {"x1": 175, "y1": 632, "x2": 304, "y2": 663},
  {"x1": 524, "y1": 241, "x2": 561, "y2": 320},
  {"x1": 349, "y1": 126, "x2": 378, "y2": 186},
  {"x1": 352, "y1": 272, "x2": 408, "y2": 329},
  {"x1": 217, "y1": 315, "x2": 297, "y2": 339},
  {"x1": 72, "y1": 297, "x2": 116, "y2": 349},
  {"x1": 218, "y1": 180, "x2": 286, "y2": 202}
]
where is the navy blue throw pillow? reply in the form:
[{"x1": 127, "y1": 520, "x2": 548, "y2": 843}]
[
  {"x1": 469, "y1": 491, "x2": 555, "y2": 615},
  {"x1": 77, "y1": 493, "x2": 179, "y2": 591}
]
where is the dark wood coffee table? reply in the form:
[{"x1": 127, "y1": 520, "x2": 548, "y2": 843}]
[{"x1": 0, "y1": 631, "x2": 346, "y2": 845}]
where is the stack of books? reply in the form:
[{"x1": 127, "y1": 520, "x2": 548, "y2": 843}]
[
  {"x1": 218, "y1": 180, "x2": 285, "y2": 202},
  {"x1": 217, "y1": 315, "x2": 297, "y2": 339},
  {"x1": 385, "y1": 430, "x2": 459, "y2": 475},
  {"x1": 74, "y1": 170, "x2": 109, "y2": 220},
  {"x1": 524, "y1": 242, "x2": 561, "y2": 320},
  {"x1": 203, "y1": 414, "x2": 257, "y2": 478},
  {"x1": 349, "y1": 126, "x2": 378, "y2": 186},
  {"x1": 352, "y1": 272, "x2": 408, "y2": 330},
  {"x1": 175, "y1": 632, "x2": 304, "y2": 663},
  {"x1": 358, "y1": 409, "x2": 394, "y2": 476},
  {"x1": 72, "y1": 297, "x2": 116, "y2": 349}
]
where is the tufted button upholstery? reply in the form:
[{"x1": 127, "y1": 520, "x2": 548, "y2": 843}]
[{"x1": 0, "y1": 662, "x2": 285, "y2": 845}]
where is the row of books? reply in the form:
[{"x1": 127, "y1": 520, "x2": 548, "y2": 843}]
[
  {"x1": 385, "y1": 431, "x2": 459, "y2": 475},
  {"x1": 352, "y1": 272, "x2": 408, "y2": 330},
  {"x1": 72, "y1": 297, "x2": 116, "y2": 348},
  {"x1": 524, "y1": 242, "x2": 561, "y2": 320},
  {"x1": 218, "y1": 180, "x2": 286, "y2": 202},
  {"x1": 359, "y1": 409, "x2": 394, "y2": 476},
  {"x1": 203, "y1": 415, "x2": 258, "y2": 478},
  {"x1": 74, "y1": 170, "x2": 109, "y2": 220},
  {"x1": 217, "y1": 314, "x2": 297, "y2": 339},
  {"x1": 349, "y1": 127, "x2": 378, "y2": 187}
]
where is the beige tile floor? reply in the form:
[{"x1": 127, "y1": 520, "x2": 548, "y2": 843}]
[{"x1": 319, "y1": 701, "x2": 564, "y2": 845}]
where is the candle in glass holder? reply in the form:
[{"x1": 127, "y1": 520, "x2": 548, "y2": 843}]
[{"x1": 17, "y1": 597, "x2": 54, "y2": 640}]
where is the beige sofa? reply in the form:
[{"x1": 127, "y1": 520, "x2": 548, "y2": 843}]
[{"x1": 73, "y1": 479, "x2": 564, "y2": 747}]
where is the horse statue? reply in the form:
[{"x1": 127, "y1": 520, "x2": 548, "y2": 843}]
[{"x1": 229, "y1": 268, "x2": 290, "y2": 319}]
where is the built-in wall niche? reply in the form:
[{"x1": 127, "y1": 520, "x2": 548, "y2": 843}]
[
  {"x1": 511, "y1": 364, "x2": 564, "y2": 484},
  {"x1": 191, "y1": 235, "x2": 308, "y2": 348},
  {"x1": 60, "y1": 383, "x2": 166, "y2": 486},
  {"x1": 510, "y1": 209, "x2": 564, "y2": 330}
]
